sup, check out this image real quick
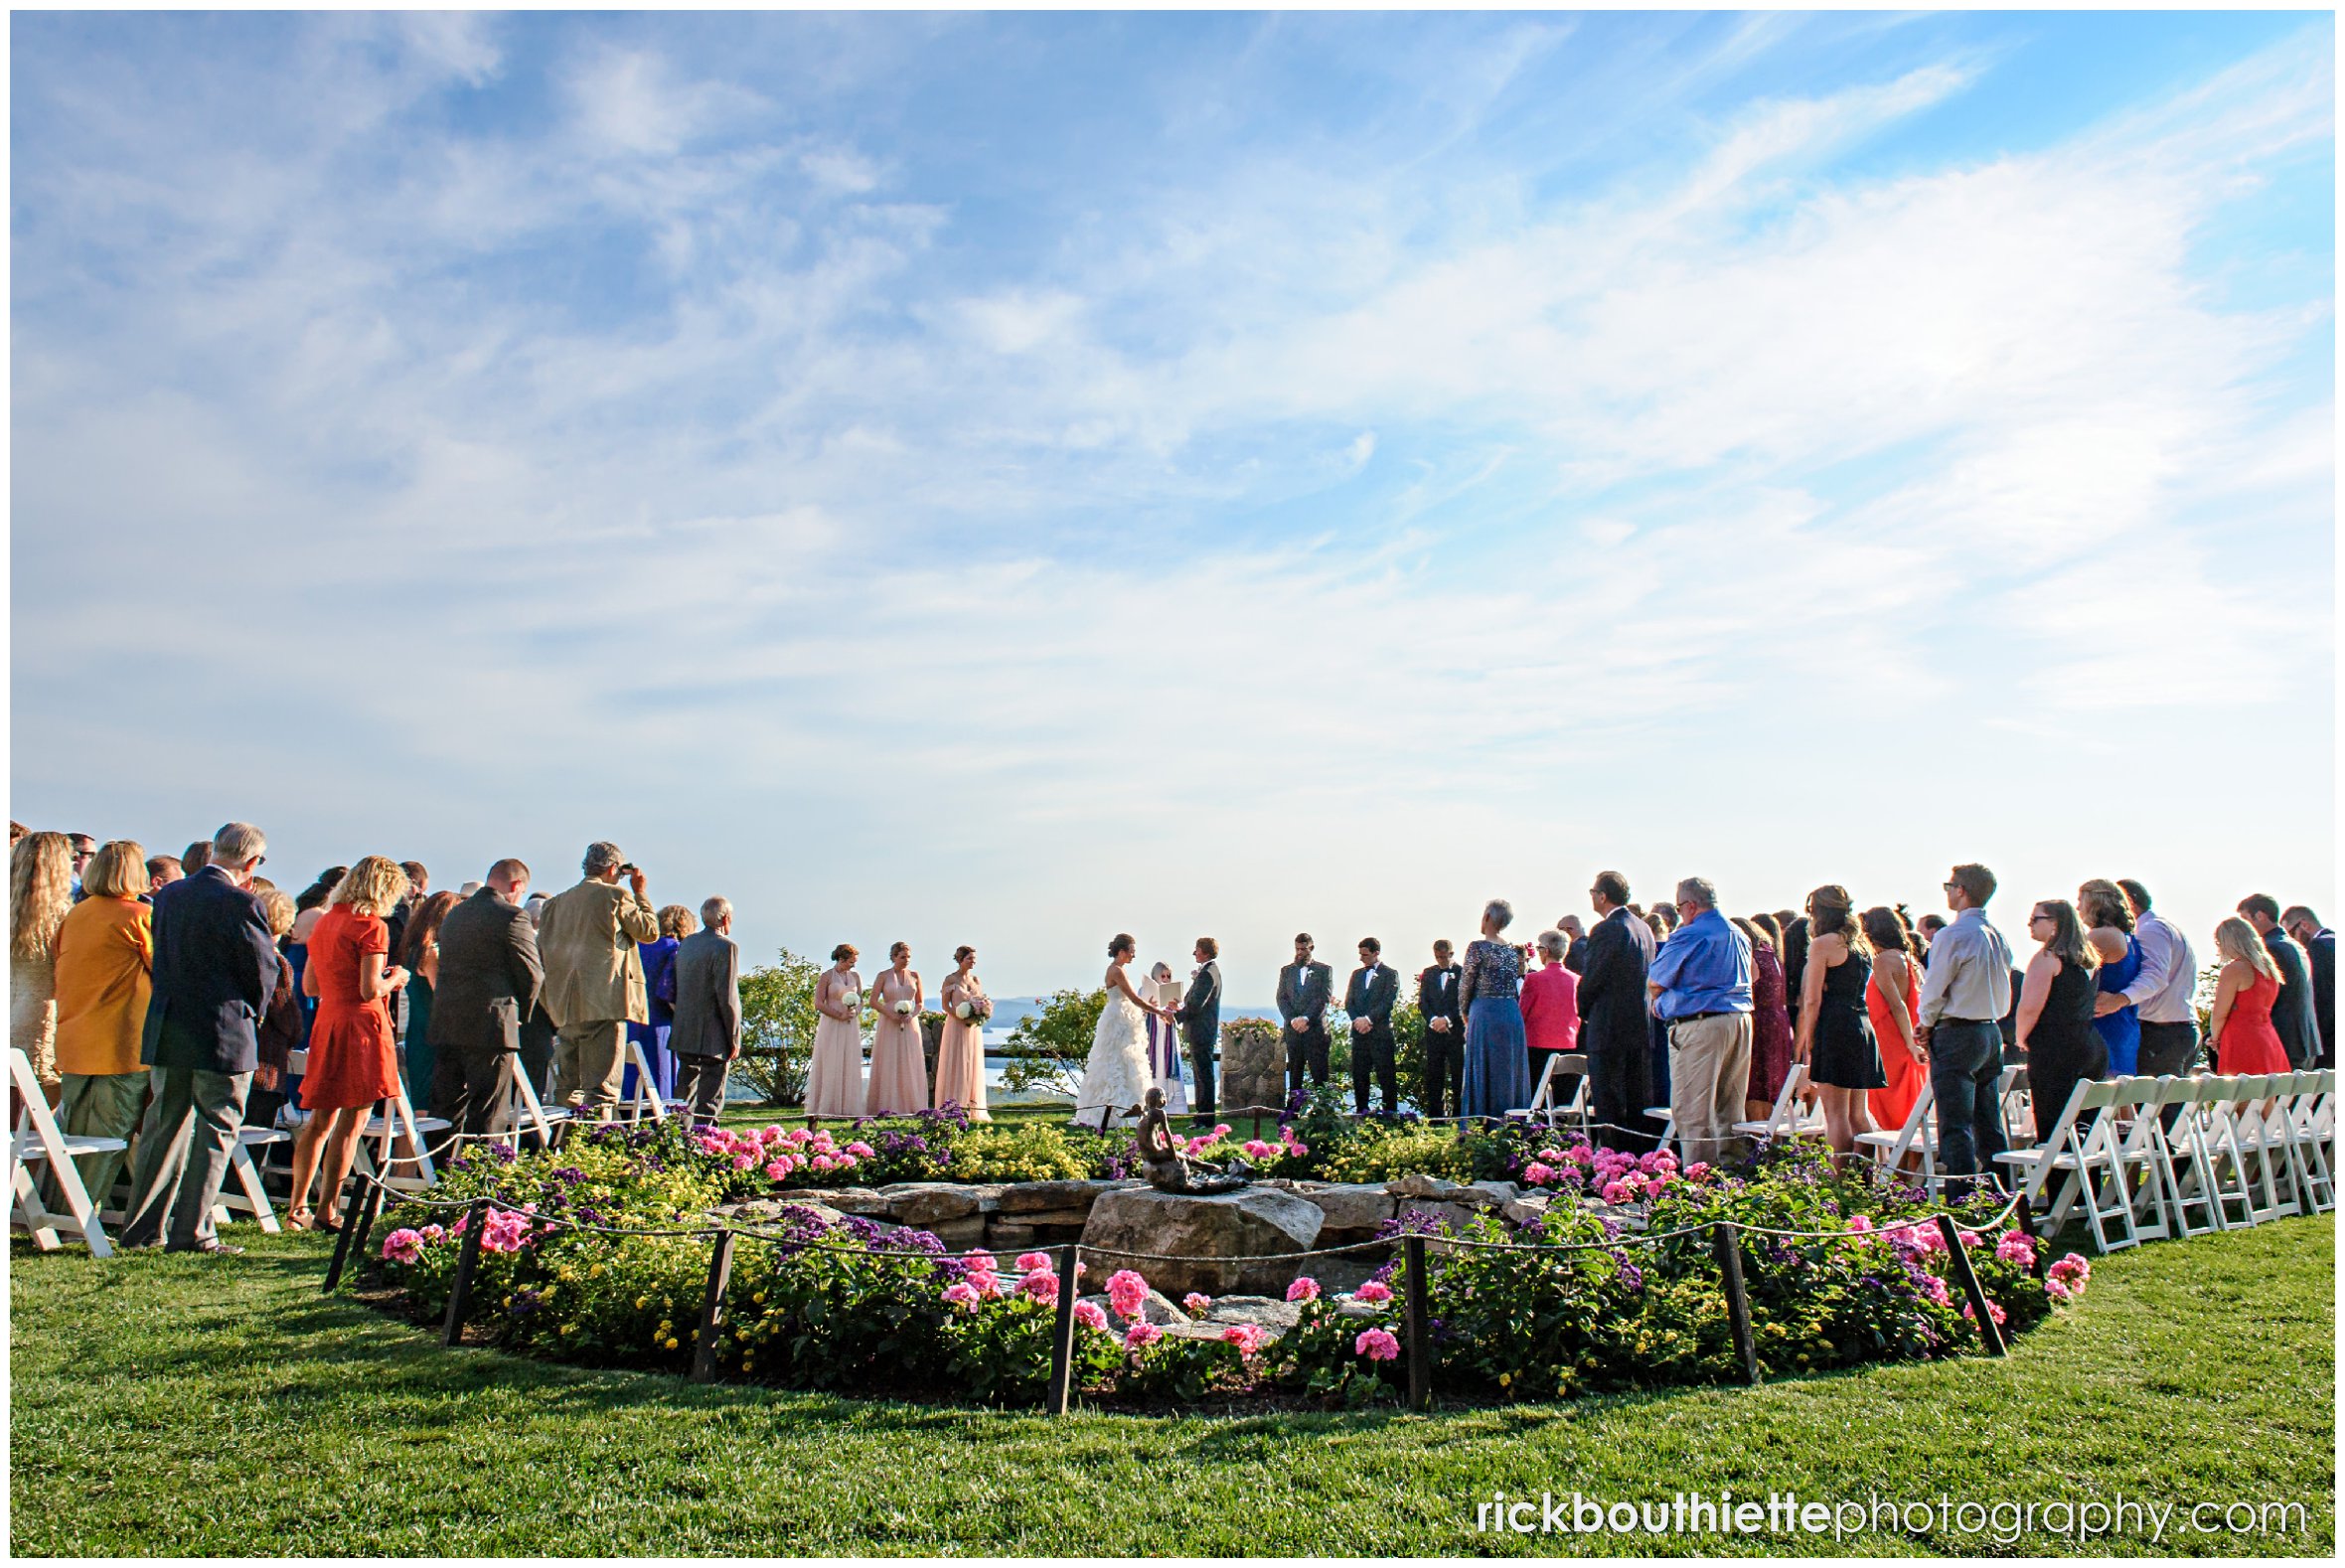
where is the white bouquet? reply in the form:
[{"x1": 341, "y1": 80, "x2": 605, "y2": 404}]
[
  {"x1": 837, "y1": 990, "x2": 862, "y2": 1014},
  {"x1": 955, "y1": 998, "x2": 994, "y2": 1023},
  {"x1": 892, "y1": 999, "x2": 916, "y2": 1017}
]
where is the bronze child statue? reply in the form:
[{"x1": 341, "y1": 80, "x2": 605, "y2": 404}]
[{"x1": 1134, "y1": 1087, "x2": 1249, "y2": 1194}]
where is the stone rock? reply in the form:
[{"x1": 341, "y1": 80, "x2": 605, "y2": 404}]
[
  {"x1": 875, "y1": 1182, "x2": 998, "y2": 1226},
  {"x1": 1502, "y1": 1193, "x2": 1555, "y2": 1227},
  {"x1": 1201, "y1": 1295, "x2": 1302, "y2": 1330},
  {"x1": 922, "y1": 1215, "x2": 989, "y2": 1249},
  {"x1": 1333, "y1": 1298, "x2": 1391, "y2": 1321},
  {"x1": 982, "y1": 1221, "x2": 1087, "y2": 1251},
  {"x1": 716, "y1": 1198, "x2": 847, "y2": 1229},
  {"x1": 812, "y1": 1186, "x2": 893, "y2": 1217},
  {"x1": 995, "y1": 1206, "x2": 1094, "y2": 1229},
  {"x1": 996, "y1": 1178, "x2": 1142, "y2": 1215},
  {"x1": 1219, "y1": 1026, "x2": 1287, "y2": 1120},
  {"x1": 1294, "y1": 1181, "x2": 1397, "y2": 1232},
  {"x1": 1462, "y1": 1180, "x2": 1520, "y2": 1208},
  {"x1": 1080, "y1": 1185, "x2": 1324, "y2": 1298},
  {"x1": 1386, "y1": 1174, "x2": 1462, "y2": 1199},
  {"x1": 1308, "y1": 1257, "x2": 1387, "y2": 1295},
  {"x1": 1159, "y1": 1318, "x2": 1251, "y2": 1345}
]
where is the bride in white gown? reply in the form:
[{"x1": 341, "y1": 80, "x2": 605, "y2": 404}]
[{"x1": 1071, "y1": 933, "x2": 1175, "y2": 1130}]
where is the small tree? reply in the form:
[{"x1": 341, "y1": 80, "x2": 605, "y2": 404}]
[
  {"x1": 736, "y1": 947, "x2": 833, "y2": 1106},
  {"x1": 1002, "y1": 987, "x2": 1105, "y2": 1099}
]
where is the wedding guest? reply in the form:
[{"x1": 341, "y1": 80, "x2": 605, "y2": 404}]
[
  {"x1": 182, "y1": 840, "x2": 213, "y2": 873},
  {"x1": 2079, "y1": 879, "x2": 2143, "y2": 1077},
  {"x1": 10, "y1": 830, "x2": 76, "y2": 1096},
  {"x1": 1277, "y1": 934, "x2": 1333, "y2": 1101},
  {"x1": 1734, "y1": 916, "x2": 1792, "y2": 1121},
  {"x1": 805, "y1": 945, "x2": 866, "y2": 1122},
  {"x1": 1578, "y1": 871, "x2": 1655, "y2": 1151},
  {"x1": 1794, "y1": 885, "x2": 1881, "y2": 1164},
  {"x1": 66, "y1": 833, "x2": 98, "y2": 899},
  {"x1": 394, "y1": 889, "x2": 459, "y2": 1113},
  {"x1": 285, "y1": 857, "x2": 410, "y2": 1231},
  {"x1": 1653, "y1": 901, "x2": 1680, "y2": 936},
  {"x1": 1519, "y1": 930, "x2": 1581, "y2": 1108},
  {"x1": 1459, "y1": 900, "x2": 1529, "y2": 1123},
  {"x1": 1649, "y1": 878, "x2": 1753, "y2": 1167},
  {"x1": 427, "y1": 860, "x2": 543, "y2": 1139},
  {"x1": 2238, "y1": 894, "x2": 2319, "y2": 1069},
  {"x1": 537, "y1": 842, "x2": 659, "y2": 1118},
  {"x1": 670, "y1": 897, "x2": 741, "y2": 1125},
  {"x1": 46, "y1": 841, "x2": 153, "y2": 1208},
  {"x1": 1781, "y1": 914, "x2": 1812, "y2": 1015},
  {"x1": 249, "y1": 888, "x2": 303, "y2": 1129},
  {"x1": 2206, "y1": 916, "x2": 2293, "y2": 1076},
  {"x1": 384, "y1": 861, "x2": 428, "y2": 964},
  {"x1": 1915, "y1": 863, "x2": 2014, "y2": 1197},
  {"x1": 120, "y1": 822, "x2": 280, "y2": 1254},
  {"x1": 1344, "y1": 938, "x2": 1400, "y2": 1117},
  {"x1": 1415, "y1": 939, "x2": 1464, "y2": 1120},
  {"x1": 937, "y1": 944, "x2": 993, "y2": 1119},
  {"x1": 1862, "y1": 905, "x2": 1926, "y2": 1139},
  {"x1": 2280, "y1": 905, "x2": 2334, "y2": 1068},
  {"x1": 1143, "y1": 961, "x2": 1188, "y2": 1116},
  {"x1": 865, "y1": 941, "x2": 927, "y2": 1115},
  {"x1": 1916, "y1": 912, "x2": 1949, "y2": 970},
  {"x1": 145, "y1": 855, "x2": 185, "y2": 895},
  {"x1": 1559, "y1": 915, "x2": 1589, "y2": 975},
  {"x1": 1174, "y1": 938, "x2": 1222, "y2": 1125},
  {"x1": 8, "y1": 821, "x2": 25, "y2": 846},
  {"x1": 1751, "y1": 911, "x2": 1785, "y2": 953},
  {"x1": 2014, "y1": 899, "x2": 2104, "y2": 1142},
  {"x1": 2112, "y1": 879, "x2": 2203, "y2": 1091},
  {"x1": 625, "y1": 904, "x2": 693, "y2": 1112}
]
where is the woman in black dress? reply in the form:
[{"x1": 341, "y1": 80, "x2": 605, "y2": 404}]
[
  {"x1": 1795, "y1": 884, "x2": 1885, "y2": 1165},
  {"x1": 2013, "y1": 898, "x2": 2104, "y2": 1145}
]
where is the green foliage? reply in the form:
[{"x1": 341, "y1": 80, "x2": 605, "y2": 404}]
[
  {"x1": 1002, "y1": 987, "x2": 1104, "y2": 1098},
  {"x1": 736, "y1": 947, "x2": 835, "y2": 1104}
]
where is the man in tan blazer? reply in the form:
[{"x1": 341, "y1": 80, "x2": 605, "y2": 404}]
[{"x1": 536, "y1": 841, "x2": 660, "y2": 1117}]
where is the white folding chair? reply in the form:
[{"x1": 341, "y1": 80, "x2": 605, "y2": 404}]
[
  {"x1": 616, "y1": 1037, "x2": 671, "y2": 1125},
  {"x1": 1856, "y1": 1075, "x2": 1936, "y2": 1185},
  {"x1": 2144, "y1": 1075, "x2": 2223, "y2": 1239},
  {"x1": 2233, "y1": 1074, "x2": 2302, "y2": 1224},
  {"x1": 2106, "y1": 1076, "x2": 2172, "y2": 1244},
  {"x1": 9, "y1": 1046, "x2": 120, "y2": 1257},
  {"x1": 351, "y1": 1083, "x2": 450, "y2": 1194},
  {"x1": 1992, "y1": 1077, "x2": 2138, "y2": 1253},
  {"x1": 1504, "y1": 1051, "x2": 1586, "y2": 1131},
  {"x1": 2285, "y1": 1069, "x2": 2334, "y2": 1212},
  {"x1": 211, "y1": 1126, "x2": 290, "y2": 1234},
  {"x1": 2190, "y1": 1075, "x2": 2262, "y2": 1230},
  {"x1": 1731, "y1": 1062, "x2": 1822, "y2": 1145},
  {"x1": 489, "y1": 1051, "x2": 571, "y2": 1151},
  {"x1": 1997, "y1": 1064, "x2": 2036, "y2": 1149}
]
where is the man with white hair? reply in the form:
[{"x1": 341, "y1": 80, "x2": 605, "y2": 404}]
[
  {"x1": 121, "y1": 821, "x2": 280, "y2": 1253},
  {"x1": 536, "y1": 843, "x2": 660, "y2": 1117},
  {"x1": 669, "y1": 896, "x2": 741, "y2": 1125},
  {"x1": 1645, "y1": 876, "x2": 1754, "y2": 1167}
]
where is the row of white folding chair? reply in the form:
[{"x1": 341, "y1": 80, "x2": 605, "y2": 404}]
[
  {"x1": 1854, "y1": 1066, "x2": 2031, "y2": 1191},
  {"x1": 9, "y1": 1046, "x2": 120, "y2": 1256},
  {"x1": 1504, "y1": 1052, "x2": 1588, "y2": 1134},
  {"x1": 2199, "y1": 1071, "x2": 2335, "y2": 1224}
]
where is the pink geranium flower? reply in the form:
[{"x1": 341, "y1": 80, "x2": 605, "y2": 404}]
[
  {"x1": 1354, "y1": 1328, "x2": 1400, "y2": 1361},
  {"x1": 1182, "y1": 1293, "x2": 1211, "y2": 1315},
  {"x1": 1994, "y1": 1231, "x2": 2037, "y2": 1265},
  {"x1": 1106, "y1": 1269, "x2": 1151, "y2": 1320},
  {"x1": 1241, "y1": 1140, "x2": 1275, "y2": 1160},
  {"x1": 1124, "y1": 1321, "x2": 1163, "y2": 1348},
  {"x1": 1221, "y1": 1324, "x2": 1271, "y2": 1358},
  {"x1": 1073, "y1": 1301, "x2": 1109, "y2": 1332},
  {"x1": 1016, "y1": 1252, "x2": 1053, "y2": 1273},
  {"x1": 1285, "y1": 1277, "x2": 1320, "y2": 1304},
  {"x1": 1522, "y1": 1162, "x2": 1556, "y2": 1186},
  {"x1": 380, "y1": 1228, "x2": 422, "y2": 1265},
  {"x1": 1352, "y1": 1280, "x2": 1393, "y2": 1305},
  {"x1": 1019, "y1": 1272, "x2": 1060, "y2": 1302},
  {"x1": 941, "y1": 1281, "x2": 980, "y2": 1311}
]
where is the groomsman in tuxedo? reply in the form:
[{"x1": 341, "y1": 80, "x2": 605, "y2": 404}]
[
  {"x1": 1344, "y1": 938, "x2": 1400, "y2": 1117},
  {"x1": 1576, "y1": 870, "x2": 1656, "y2": 1152},
  {"x1": 1277, "y1": 933, "x2": 1333, "y2": 1101},
  {"x1": 1416, "y1": 940, "x2": 1464, "y2": 1119},
  {"x1": 1176, "y1": 937, "x2": 1224, "y2": 1125}
]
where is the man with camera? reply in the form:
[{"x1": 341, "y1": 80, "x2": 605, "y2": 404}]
[{"x1": 537, "y1": 841, "x2": 660, "y2": 1118}]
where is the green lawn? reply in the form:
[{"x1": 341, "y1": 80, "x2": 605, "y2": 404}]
[{"x1": 9, "y1": 1214, "x2": 2333, "y2": 1556}]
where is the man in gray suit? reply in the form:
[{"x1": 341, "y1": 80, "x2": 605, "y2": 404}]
[
  {"x1": 428, "y1": 859, "x2": 545, "y2": 1136},
  {"x1": 670, "y1": 896, "x2": 742, "y2": 1125}
]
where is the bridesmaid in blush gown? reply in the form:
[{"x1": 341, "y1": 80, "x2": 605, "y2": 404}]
[
  {"x1": 865, "y1": 941, "x2": 929, "y2": 1116},
  {"x1": 934, "y1": 945, "x2": 991, "y2": 1120},
  {"x1": 804, "y1": 944, "x2": 866, "y2": 1123},
  {"x1": 2207, "y1": 917, "x2": 2293, "y2": 1076}
]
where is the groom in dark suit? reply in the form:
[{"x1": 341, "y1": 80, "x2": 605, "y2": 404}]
[
  {"x1": 1277, "y1": 933, "x2": 1333, "y2": 1102},
  {"x1": 1175, "y1": 937, "x2": 1223, "y2": 1125},
  {"x1": 1344, "y1": 938, "x2": 1400, "y2": 1116}
]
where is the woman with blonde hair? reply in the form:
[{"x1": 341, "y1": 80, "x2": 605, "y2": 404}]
[
  {"x1": 2013, "y1": 898, "x2": 2104, "y2": 1144},
  {"x1": 10, "y1": 830, "x2": 77, "y2": 1095},
  {"x1": 1794, "y1": 884, "x2": 1884, "y2": 1163},
  {"x1": 285, "y1": 856, "x2": 410, "y2": 1230},
  {"x1": 2207, "y1": 916, "x2": 2291, "y2": 1077},
  {"x1": 46, "y1": 841, "x2": 153, "y2": 1204}
]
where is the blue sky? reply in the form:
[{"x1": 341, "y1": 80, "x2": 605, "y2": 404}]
[{"x1": 9, "y1": 11, "x2": 2334, "y2": 1001}]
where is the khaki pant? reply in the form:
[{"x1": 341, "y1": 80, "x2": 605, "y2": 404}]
[
  {"x1": 553, "y1": 1019, "x2": 627, "y2": 1114},
  {"x1": 1667, "y1": 1013, "x2": 1754, "y2": 1168},
  {"x1": 48, "y1": 1070, "x2": 148, "y2": 1211}
]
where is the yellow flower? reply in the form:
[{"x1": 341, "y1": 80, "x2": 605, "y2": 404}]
[
  {"x1": 752, "y1": 1292, "x2": 766, "y2": 1305},
  {"x1": 635, "y1": 1296, "x2": 649, "y2": 1310},
  {"x1": 590, "y1": 1264, "x2": 605, "y2": 1278},
  {"x1": 735, "y1": 1328, "x2": 750, "y2": 1339},
  {"x1": 559, "y1": 1324, "x2": 575, "y2": 1335},
  {"x1": 664, "y1": 1336, "x2": 680, "y2": 1351},
  {"x1": 1498, "y1": 1371, "x2": 1512, "y2": 1387}
]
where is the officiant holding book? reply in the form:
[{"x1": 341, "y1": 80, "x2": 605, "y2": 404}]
[{"x1": 1175, "y1": 938, "x2": 1222, "y2": 1125}]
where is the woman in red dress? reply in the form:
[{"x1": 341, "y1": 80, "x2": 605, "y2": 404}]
[
  {"x1": 1735, "y1": 916, "x2": 1793, "y2": 1120},
  {"x1": 285, "y1": 857, "x2": 409, "y2": 1230},
  {"x1": 2207, "y1": 916, "x2": 2292, "y2": 1076},
  {"x1": 1861, "y1": 905, "x2": 1927, "y2": 1142}
]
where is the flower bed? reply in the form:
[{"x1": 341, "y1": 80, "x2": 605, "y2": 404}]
[{"x1": 365, "y1": 1120, "x2": 2091, "y2": 1408}]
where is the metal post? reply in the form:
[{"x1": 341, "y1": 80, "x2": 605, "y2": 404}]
[
  {"x1": 2014, "y1": 1193, "x2": 2048, "y2": 1279},
  {"x1": 1712, "y1": 1223, "x2": 1762, "y2": 1385},
  {"x1": 1936, "y1": 1214, "x2": 2005, "y2": 1356},
  {"x1": 691, "y1": 1230, "x2": 738, "y2": 1384},
  {"x1": 345, "y1": 1172, "x2": 388, "y2": 1274},
  {"x1": 1403, "y1": 1234, "x2": 1432, "y2": 1413},
  {"x1": 440, "y1": 1199, "x2": 490, "y2": 1347},
  {"x1": 1046, "y1": 1243, "x2": 1079, "y2": 1416},
  {"x1": 321, "y1": 1174, "x2": 362, "y2": 1293}
]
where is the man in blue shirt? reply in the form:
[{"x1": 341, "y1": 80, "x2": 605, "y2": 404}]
[{"x1": 1646, "y1": 876, "x2": 1754, "y2": 1167}]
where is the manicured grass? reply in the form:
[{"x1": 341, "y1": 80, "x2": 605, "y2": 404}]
[{"x1": 10, "y1": 1215, "x2": 2334, "y2": 1556}]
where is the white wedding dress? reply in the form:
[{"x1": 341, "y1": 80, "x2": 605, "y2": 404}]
[{"x1": 1072, "y1": 979, "x2": 1155, "y2": 1130}]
